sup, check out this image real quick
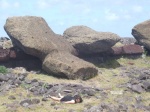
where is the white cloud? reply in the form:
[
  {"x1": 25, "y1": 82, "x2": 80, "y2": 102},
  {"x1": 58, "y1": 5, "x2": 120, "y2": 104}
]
[
  {"x1": 0, "y1": 0, "x2": 10, "y2": 9},
  {"x1": 105, "y1": 9, "x2": 119, "y2": 21},
  {"x1": 37, "y1": 0, "x2": 50, "y2": 9},
  {"x1": 132, "y1": 5, "x2": 143, "y2": 13},
  {"x1": 13, "y1": 2, "x2": 20, "y2": 8},
  {"x1": 92, "y1": 18, "x2": 98, "y2": 23},
  {"x1": 0, "y1": 0, "x2": 20, "y2": 9},
  {"x1": 83, "y1": 7, "x2": 91, "y2": 14},
  {"x1": 123, "y1": 14, "x2": 132, "y2": 20},
  {"x1": 36, "y1": 0, "x2": 61, "y2": 9},
  {"x1": 120, "y1": 9, "x2": 132, "y2": 20}
]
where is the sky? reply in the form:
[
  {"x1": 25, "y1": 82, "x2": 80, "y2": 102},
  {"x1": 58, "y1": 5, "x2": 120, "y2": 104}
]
[{"x1": 0, "y1": 0, "x2": 150, "y2": 37}]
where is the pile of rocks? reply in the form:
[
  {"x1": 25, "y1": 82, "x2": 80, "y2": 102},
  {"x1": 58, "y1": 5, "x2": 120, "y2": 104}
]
[
  {"x1": 127, "y1": 69, "x2": 150, "y2": 93},
  {"x1": 0, "y1": 68, "x2": 101, "y2": 97},
  {"x1": 0, "y1": 66, "x2": 149, "y2": 111},
  {"x1": 0, "y1": 70, "x2": 27, "y2": 93},
  {"x1": 0, "y1": 67, "x2": 102, "y2": 109},
  {"x1": 83, "y1": 67, "x2": 150, "y2": 112},
  {"x1": 83, "y1": 101, "x2": 150, "y2": 112},
  {"x1": 83, "y1": 103, "x2": 128, "y2": 112},
  {"x1": 120, "y1": 67, "x2": 150, "y2": 93}
]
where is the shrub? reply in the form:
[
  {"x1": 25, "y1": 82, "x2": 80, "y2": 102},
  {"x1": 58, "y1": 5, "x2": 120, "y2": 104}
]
[{"x1": 0, "y1": 66, "x2": 8, "y2": 74}]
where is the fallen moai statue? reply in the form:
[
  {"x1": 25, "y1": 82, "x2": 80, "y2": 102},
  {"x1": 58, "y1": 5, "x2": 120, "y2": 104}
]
[
  {"x1": 63, "y1": 25, "x2": 121, "y2": 55},
  {"x1": 4, "y1": 16, "x2": 98, "y2": 80}
]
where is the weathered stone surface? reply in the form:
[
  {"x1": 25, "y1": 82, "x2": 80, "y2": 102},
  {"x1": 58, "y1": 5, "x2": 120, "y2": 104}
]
[
  {"x1": 132, "y1": 19, "x2": 150, "y2": 50},
  {"x1": 122, "y1": 67, "x2": 150, "y2": 93},
  {"x1": 0, "y1": 37, "x2": 13, "y2": 61},
  {"x1": 142, "y1": 81, "x2": 150, "y2": 91},
  {"x1": 43, "y1": 52, "x2": 98, "y2": 80},
  {"x1": 0, "y1": 47, "x2": 35, "y2": 62},
  {"x1": 0, "y1": 38, "x2": 40, "y2": 61},
  {"x1": 4, "y1": 16, "x2": 76, "y2": 59},
  {"x1": 0, "y1": 74, "x2": 9, "y2": 81},
  {"x1": 20, "y1": 99, "x2": 32, "y2": 107},
  {"x1": 83, "y1": 103, "x2": 120, "y2": 112},
  {"x1": 31, "y1": 99, "x2": 40, "y2": 104},
  {"x1": 123, "y1": 44, "x2": 143, "y2": 54},
  {"x1": 0, "y1": 37, "x2": 13, "y2": 49},
  {"x1": 10, "y1": 48, "x2": 39, "y2": 60},
  {"x1": 0, "y1": 47, "x2": 42, "y2": 70},
  {"x1": 0, "y1": 48, "x2": 10, "y2": 61},
  {"x1": 9, "y1": 50, "x2": 16, "y2": 58},
  {"x1": 120, "y1": 37, "x2": 136, "y2": 45},
  {"x1": 42, "y1": 97, "x2": 48, "y2": 101},
  {"x1": 4, "y1": 16, "x2": 98, "y2": 80},
  {"x1": 63, "y1": 25, "x2": 121, "y2": 54},
  {"x1": 130, "y1": 84, "x2": 145, "y2": 93},
  {"x1": 110, "y1": 47, "x2": 123, "y2": 55},
  {"x1": 8, "y1": 95, "x2": 16, "y2": 100},
  {"x1": 111, "y1": 44, "x2": 144, "y2": 55}
]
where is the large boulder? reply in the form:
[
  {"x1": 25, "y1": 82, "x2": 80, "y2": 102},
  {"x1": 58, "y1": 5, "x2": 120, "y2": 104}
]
[
  {"x1": 4, "y1": 16, "x2": 76, "y2": 59},
  {"x1": 4, "y1": 16, "x2": 98, "y2": 80},
  {"x1": 63, "y1": 25, "x2": 121, "y2": 55},
  {"x1": 132, "y1": 19, "x2": 150, "y2": 50},
  {"x1": 43, "y1": 52, "x2": 98, "y2": 80}
]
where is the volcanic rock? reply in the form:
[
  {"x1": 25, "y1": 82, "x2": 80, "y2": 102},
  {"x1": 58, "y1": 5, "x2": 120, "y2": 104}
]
[
  {"x1": 4, "y1": 16, "x2": 76, "y2": 59},
  {"x1": 43, "y1": 52, "x2": 98, "y2": 80},
  {"x1": 4, "y1": 16, "x2": 98, "y2": 80},
  {"x1": 63, "y1": 25, "x2": 121, "y2": 55},
  {"x1": 132, "y1": 19, "x2": 150, "y2": 51},
  {"x1": 111, "y1": 44, "x2": 144, "y2": 55}
]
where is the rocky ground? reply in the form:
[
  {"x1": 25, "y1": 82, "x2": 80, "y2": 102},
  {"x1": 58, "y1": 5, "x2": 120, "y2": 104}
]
[
  {"x1": 0, "y1": 16, "x2": 150, "y2": 112},
  {"x1": 0, "y1": 55, "x2": 149, "y2": 112}
]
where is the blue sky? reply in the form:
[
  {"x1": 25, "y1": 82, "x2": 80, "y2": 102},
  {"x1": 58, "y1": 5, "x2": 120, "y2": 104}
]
[{"x1": 0, "y1": 0, "x2": 150, "y2": 37}]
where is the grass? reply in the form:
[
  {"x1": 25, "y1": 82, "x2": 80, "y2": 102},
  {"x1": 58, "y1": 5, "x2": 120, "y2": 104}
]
[
  {"x1": 0, "y1": 56, "x2": 150, "y2": 112},
  {"x1": 114, "y1": 42, "x2": 124, "y2": 47},
  {"x1": 97, "y1": 59, "x2": 121, "y2": 68},
  {"x1": 0, "y1": 66, "x2": 7, "y2": 74}
]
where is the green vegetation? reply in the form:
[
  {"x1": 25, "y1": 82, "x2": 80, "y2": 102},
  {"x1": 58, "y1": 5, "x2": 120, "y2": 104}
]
[
  {"x1": 0, "y1": 66, "x2": 7, "y2": 74},
  {"x1": 98, "y1": 58, "x2": 121, "y2": 68}
]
